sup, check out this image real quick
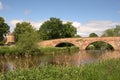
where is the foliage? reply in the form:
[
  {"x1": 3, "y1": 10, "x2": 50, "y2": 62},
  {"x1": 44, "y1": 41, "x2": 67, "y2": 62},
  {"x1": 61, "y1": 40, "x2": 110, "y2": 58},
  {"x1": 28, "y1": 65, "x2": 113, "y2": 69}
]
[
  {"x1": 38, "y1": 17, "x2": 77, "y2": 40},
  {"x1": 61, "y1": 22, "x2": 77, "y2": 38},
  {"x1": 13, "y1": 22, "x2": 35, "y2": 42},
  {"x1": 86, "y1": 41, "x2": 114, "y2": 50},
  {"x1": 0, "y1": 17, "x2": 9, "y2": 43},
  {"x1": 102, "y1": 25, "x2": 120, "y2": 37},
  {"x1": 88, "y1": 32, "x2": 114, "y2": 50},
  {"x1": 1, "y1": 59, "x2": 120, "y2": 80},
  {"x1": 89, "y1": 33, "x2": 98, "y2": 37},
  {"x1": 74, "y1": 34, "x2": 81, "y2": 37},
  {"x1": 0, "y1": 46, "x2": 17, "y2": 55},
  {"x1": 16, "y1": 31, "x2": 40, "y2": 54},
  {"x1": 86, "y1": 44, "x2": 95, "y2": 50},
  {"x1": 39, "y1": 46, "x2": 79, "y2": 54}
]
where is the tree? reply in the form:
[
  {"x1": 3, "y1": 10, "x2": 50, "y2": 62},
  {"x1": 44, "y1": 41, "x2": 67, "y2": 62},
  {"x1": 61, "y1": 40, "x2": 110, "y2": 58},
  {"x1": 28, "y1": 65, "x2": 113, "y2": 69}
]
[
  {"x1": 114, "y1": 25, "x2": 120, "y2": 36},
  {"x1": 102, "y1": 25, "x2": 120, "y2": 37},
  {"x1": 13, "y1": 22, "x2": 40, "y2": 54},
  {"x1": 13, "y1": 22, "x2": 35, "y2": 41},
  {"x1": 62, "y1": 22, "x2": 77, "y2": 38},
  {"x1": 38, "y1": 17, "x2": 77, "y2": 40},
  {"x1": 102, "y1": 29, "x2": 114, "y2": 37},
  {"x1": 16, "y1": 31, "x2": 40, "y2": 54},
  {"x1": 89, "y1": 33, "x2": 98, "y2": 37},
  {"x1": 0, "y1": 17, "x2": 9, "y2": 43}
]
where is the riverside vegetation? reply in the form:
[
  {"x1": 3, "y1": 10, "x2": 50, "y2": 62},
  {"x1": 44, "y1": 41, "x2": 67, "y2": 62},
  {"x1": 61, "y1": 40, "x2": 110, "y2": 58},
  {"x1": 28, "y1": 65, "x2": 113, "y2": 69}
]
[
  {"x1": 1, "y1": 17, "x2": 120, "y2": 79},
  {"x1": 0, "y1": 58, "x2": 120, "y2": 80},
  {"x1": 0, "y1": 46, "x2": 79, "y2": 55}
]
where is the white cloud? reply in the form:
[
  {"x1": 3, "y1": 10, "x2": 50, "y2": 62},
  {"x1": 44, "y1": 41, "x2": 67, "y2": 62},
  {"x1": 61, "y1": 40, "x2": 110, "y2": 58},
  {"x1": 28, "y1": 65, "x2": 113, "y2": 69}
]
[
  {"x1": 10, "y1": 20, "x2": 23, "y2": 26},
  {"x1": 72, "y1": 22, "x2": 81, "y2": 28},
  {"x1": 30, "y1": 21, "x2": 44, "y2": 30},
  {"x1": 0, "y1": 1, "x2": 3, "y2": 10},
  {"x1": 9, "y1": 20, "x2": 23, "y2": 32},
  {"x1": 9, "y1": 19, "x2": 45, "y2": 32},
  {"x1": 72, "y1": 21, "x2": 120, "y2": 37},
  {"x1": 24, "y1": 10, "x2": 31, "y2": 15}
]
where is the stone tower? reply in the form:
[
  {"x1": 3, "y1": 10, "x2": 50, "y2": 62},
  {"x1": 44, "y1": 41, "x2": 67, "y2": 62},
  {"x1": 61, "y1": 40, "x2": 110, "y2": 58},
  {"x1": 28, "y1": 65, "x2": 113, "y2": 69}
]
[{"x1": 5, "y1": 33, "x2": 15, "y2": 45}]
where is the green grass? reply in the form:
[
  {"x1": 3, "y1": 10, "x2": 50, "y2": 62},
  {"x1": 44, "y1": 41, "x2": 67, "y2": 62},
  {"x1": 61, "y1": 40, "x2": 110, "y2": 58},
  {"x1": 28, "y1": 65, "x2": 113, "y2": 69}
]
[
  {"x1": 39, "y1": 46, "x2": 79, "y2": 54},
  {"x1": 1, "y1": 59, "x2": 120, "y2": 80},
  {"x1": 0, "y1": 46, "x2": 79, "y2": 55}
]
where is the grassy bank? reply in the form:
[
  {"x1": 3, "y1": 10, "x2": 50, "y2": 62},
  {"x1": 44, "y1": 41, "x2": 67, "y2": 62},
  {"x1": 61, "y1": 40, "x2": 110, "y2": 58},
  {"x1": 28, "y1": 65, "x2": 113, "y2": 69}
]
[
  {"x1": 0, "y1": 46, "x2": 79, "y2": 55},
  {"x1": 1, "y1": 59, "x2": 120, "y2": 80},
  {"x1": 39, "y1": 46, "x2": 79, "y2": 54}
]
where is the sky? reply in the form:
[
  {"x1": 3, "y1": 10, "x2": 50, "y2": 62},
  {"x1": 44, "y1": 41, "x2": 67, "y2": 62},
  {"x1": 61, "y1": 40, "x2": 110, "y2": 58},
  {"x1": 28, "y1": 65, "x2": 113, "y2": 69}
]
[{"x1": 0, "y1": 0, "x2": 120, "y2": 37}]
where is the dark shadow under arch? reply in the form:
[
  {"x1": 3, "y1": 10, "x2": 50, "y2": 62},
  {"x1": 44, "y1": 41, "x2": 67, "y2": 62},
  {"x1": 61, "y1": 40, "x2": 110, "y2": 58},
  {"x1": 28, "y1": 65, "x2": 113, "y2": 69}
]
[
  {"x1": 85, "y1": 41, "x2": 114, "y2": 50},
  {"x1": 55, "y1": 42, "x2": 75, "y2": 47}
]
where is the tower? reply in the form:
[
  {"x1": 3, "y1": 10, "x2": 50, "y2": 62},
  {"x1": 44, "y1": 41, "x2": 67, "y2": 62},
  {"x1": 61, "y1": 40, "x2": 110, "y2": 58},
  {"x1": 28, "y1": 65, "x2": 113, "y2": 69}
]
[{"x1": 5, "y1": 33, "x2": 15, "y2": 45}]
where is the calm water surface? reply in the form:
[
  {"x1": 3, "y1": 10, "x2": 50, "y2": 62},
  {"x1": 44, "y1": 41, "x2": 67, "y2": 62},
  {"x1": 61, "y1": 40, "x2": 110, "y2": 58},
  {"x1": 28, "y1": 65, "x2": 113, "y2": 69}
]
[{"x1": 0, "y1": 50, "x2": 120, "y2": 71}]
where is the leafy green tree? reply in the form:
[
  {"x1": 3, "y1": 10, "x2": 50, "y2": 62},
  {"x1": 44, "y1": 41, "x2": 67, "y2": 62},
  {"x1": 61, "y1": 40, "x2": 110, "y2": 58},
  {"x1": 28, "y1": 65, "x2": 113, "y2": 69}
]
[
  {"x1": 13, "y1": 22, "x2": 35, "y2": 41},
  {"x1": 74, "y1": 34, "x2": 81, "y2": 38},
  {"x1": 62, "y1": 22, "x2": 77, "y2": 38},
  {"x1": 102, "y1": 25, "x2": 120, "y2": 37},
  {"x1": 0, "y1": 17, "x2": 9, "y2": 43},
  {"x1": 38, "y1": 17, "x2": 77, "y2": 40},
  {"x1": 102, "y1": 29, "x2": 114, "y2": 37},
  {"x1": 16, "y1": 31, "x2": 40, "y2": 54},
  {"x1": 89, "y1": 33, "x2": 98, "y2": 37},
  {"x1": 114, "y1": 25, "x2": 120, "y2": 36}
]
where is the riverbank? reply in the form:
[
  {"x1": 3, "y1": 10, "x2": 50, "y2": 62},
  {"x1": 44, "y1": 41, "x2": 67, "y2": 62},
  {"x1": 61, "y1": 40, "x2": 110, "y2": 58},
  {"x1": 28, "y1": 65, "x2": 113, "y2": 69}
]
[
  {"x1": 0, "y1": 58, "x2": 120, "y2": 80},
  {"x1": 39, "y1": 46, "x2": 79, "y2": 54},
  {"x1": 0, "y1": 46, "x2": 79, "y2": 55}
]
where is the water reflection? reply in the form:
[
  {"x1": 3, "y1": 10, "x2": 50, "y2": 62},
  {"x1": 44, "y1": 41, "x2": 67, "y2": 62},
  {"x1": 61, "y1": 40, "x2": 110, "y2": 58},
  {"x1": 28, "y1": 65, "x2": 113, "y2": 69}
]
[{"x1": 0, "y1": 50, "x2": 120, "y2": 72}]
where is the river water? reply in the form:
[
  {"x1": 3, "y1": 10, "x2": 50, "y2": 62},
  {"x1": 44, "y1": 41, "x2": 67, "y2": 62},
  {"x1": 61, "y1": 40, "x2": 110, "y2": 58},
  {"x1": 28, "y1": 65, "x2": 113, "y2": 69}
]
[{"x1": 0, "y1": 50, "x2": 120, "y2": 72}]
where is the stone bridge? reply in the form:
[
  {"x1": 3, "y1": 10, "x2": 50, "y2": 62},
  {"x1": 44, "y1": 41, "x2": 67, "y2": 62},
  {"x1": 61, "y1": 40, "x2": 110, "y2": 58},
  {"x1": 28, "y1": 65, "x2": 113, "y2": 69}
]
[{"x1": 38, "y1": 37, "x2": 120, "y2": 50}]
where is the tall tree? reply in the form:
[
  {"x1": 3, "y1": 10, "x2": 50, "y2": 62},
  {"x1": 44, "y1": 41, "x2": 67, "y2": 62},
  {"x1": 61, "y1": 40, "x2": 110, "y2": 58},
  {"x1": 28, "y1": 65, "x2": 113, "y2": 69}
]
[
  {"x1": 0, "y1": 17, "x2": 9, "y2": 43},
  {"x1": 13, "y1": 22, "x2": 35, "y2": 41},
  {"x1": 38, "y1": 17, "x2": 77, "y2": 40}
]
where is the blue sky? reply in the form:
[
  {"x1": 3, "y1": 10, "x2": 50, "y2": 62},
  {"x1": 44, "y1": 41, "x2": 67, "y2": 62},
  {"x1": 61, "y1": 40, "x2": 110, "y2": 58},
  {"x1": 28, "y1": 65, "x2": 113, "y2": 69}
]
[{"x1": 0, "y1": 0, "x2": 120, "y2": 36}]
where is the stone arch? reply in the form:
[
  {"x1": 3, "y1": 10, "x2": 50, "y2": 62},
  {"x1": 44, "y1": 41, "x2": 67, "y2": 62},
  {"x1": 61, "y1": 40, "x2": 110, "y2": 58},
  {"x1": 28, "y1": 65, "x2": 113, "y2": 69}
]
[{"x1": 83, "y1": 40, "x2": 115, "y2": 50}]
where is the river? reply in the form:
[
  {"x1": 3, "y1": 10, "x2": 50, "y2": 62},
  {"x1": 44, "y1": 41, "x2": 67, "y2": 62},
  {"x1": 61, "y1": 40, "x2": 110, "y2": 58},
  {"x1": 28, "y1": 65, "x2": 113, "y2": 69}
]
[{"x1": 0, "y1": 50, "x2": 120, "y2": 72}]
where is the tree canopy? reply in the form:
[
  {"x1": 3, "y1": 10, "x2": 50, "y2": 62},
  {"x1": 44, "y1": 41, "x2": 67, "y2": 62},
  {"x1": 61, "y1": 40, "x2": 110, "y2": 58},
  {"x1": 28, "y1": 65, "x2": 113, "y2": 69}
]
[
  {"x1": 0, "y1": 17, "x2": 9, "y2": 43},
  {"x1": 102, "y1": 25, "x2": 120, "y2": 37},
  {"x1": 89, "y1": 33, "x2": 98, "y2": 37},
  {"x1": 16, "y1": 31, "x2": 40, "y2": 54},
  {"x1": 13, "y1": 22, "x2": 35, "y2": 41},
  {"x1": 38, "y1": 17, "x2": 77, "y2": 40}
]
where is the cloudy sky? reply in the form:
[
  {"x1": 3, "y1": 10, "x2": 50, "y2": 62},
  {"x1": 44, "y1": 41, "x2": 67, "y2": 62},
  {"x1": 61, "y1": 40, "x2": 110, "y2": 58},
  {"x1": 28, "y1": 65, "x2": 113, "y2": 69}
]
[{"x1": 0, "y1": 0, "x2": 120, "y2": 37}]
